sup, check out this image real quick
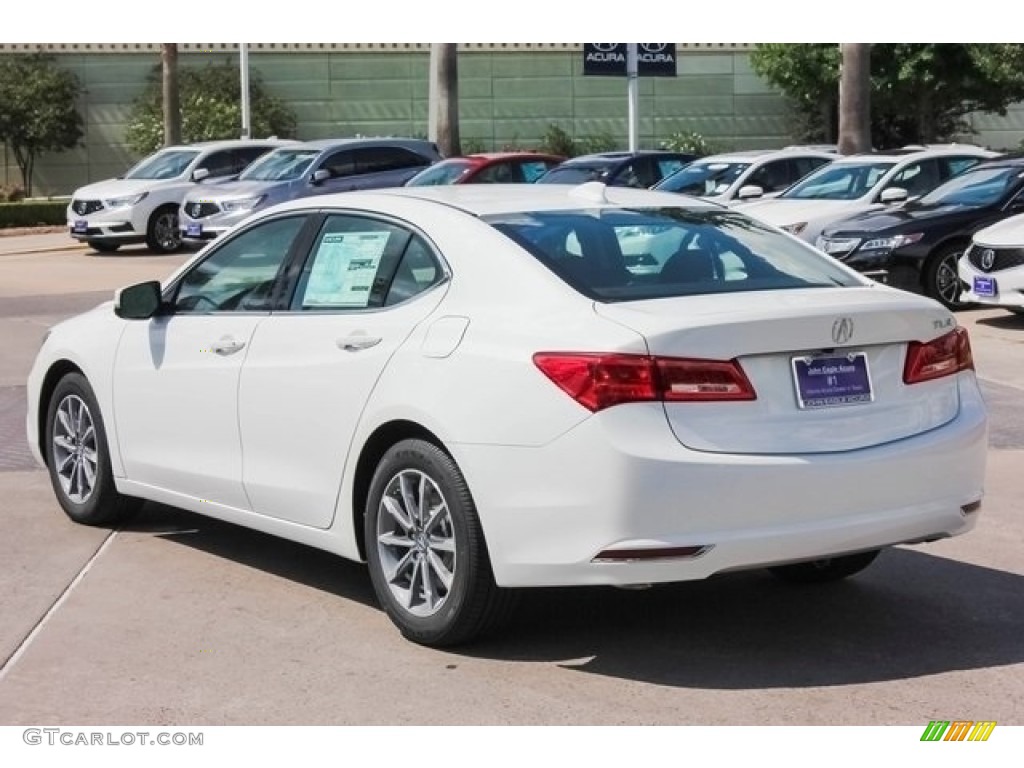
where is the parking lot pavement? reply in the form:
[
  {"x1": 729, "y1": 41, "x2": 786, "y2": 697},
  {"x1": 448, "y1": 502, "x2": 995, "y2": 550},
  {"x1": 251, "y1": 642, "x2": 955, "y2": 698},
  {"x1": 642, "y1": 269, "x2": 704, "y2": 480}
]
[{"x1": 0, "y1": 246, "x2": 1022, "y2": 724}]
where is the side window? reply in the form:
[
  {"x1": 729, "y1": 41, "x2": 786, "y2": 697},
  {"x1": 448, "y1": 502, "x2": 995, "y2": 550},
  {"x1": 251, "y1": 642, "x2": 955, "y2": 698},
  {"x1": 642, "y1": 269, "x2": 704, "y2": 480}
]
[
  {"x1": 319, "y1": 150, "x2": 356, "y2": 179},
  {"x1": 233, "y1": 147, "x2": 273, "y2": 174},
  {"x1": 747, "y1": 160, "x2": 791, "y2": 193},
  {"x1": 173, "y1": 216, "x2": 307, "y2": 313},
  {"x1": 612, "y1": 159, "x2": 656, "y2": 188},
  {"x1": 520, "y1": 160, "x2": 554, "y2": 183},
  {"x1": 355, "y1": 147, "x2": 430, "y2": 174},
  {"x1": 888, "y1": 160, "x2": 940, "y2": 197},
  {"x1": 656, "y1": 157, "x2": 686, "y2": 180},
  {"x1": 791, "y1": 156, "x2": 830, "y2": 181},
  {"x1": 196, "y1": 150, "x2": 238, "y2": 179},
  {"x1": 293, "y1": 215, "x2": 441, "y2": 311},
  {"x1": 941, "y1": 156, "x2": 982, "y2": 181},
  {"x1": 474, "y1": 162, "x2": 520, "y2": 183}
]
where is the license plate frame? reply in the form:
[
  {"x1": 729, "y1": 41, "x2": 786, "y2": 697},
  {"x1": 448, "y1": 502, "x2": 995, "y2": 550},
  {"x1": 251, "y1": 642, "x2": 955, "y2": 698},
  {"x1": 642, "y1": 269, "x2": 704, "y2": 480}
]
[
  {"x1": 973, "y1": 275, "x2": 997, "y2": 298},
  {"x1": 72, "y1": 219, "x2": 88, "y2": 234},
  {"x1": 792, "y1": 352, "x2": 873, "y2": 410},
  {"x1": 186, "y1": 222, "x2": 202, "y2": 238}
]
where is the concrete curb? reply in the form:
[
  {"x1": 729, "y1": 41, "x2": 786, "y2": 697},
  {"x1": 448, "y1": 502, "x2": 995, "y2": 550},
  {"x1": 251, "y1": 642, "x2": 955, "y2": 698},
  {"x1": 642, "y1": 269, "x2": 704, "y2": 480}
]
[{"x1": 0, "y1": 244, "x2": 89, "y2": 257}]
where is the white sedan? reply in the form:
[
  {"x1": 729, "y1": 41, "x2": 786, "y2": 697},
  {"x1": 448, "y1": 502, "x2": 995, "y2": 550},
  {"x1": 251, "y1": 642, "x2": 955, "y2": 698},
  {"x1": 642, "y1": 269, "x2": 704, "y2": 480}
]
[
  {"x1": 958, "y1": 212, "x2": 1024, "y2": 315},
  {"x1": 27, "y1": 183, "x2": 988, "y2": 646}
]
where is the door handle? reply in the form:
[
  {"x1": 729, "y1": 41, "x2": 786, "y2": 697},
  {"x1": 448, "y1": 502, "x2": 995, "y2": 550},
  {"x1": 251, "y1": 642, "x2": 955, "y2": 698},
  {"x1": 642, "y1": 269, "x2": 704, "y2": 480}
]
[
  {"x1": 337, "y1": 335, "x2": 382, "y2": 352},
  {"x1": 211, "y1": 337, "x2": 246, "y2": 356}
]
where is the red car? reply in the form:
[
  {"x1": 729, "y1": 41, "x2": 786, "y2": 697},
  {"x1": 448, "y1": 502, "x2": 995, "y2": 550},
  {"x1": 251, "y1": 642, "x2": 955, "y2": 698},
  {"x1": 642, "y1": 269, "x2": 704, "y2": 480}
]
[{"x1": 405, "y1": 152, "x2": 566, "y2": 186}]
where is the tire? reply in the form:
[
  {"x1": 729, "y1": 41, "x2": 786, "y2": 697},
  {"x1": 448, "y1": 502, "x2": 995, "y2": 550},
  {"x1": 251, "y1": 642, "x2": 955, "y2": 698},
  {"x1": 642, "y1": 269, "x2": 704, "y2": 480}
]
[
  {"x1": 145, "y1": 206, "x2": 182, "y2": 253},
  {"x1": 87, "y1": 240, "x2": 121, "y2": 253},
  {"x1": 44, "y1": 372, "x2": 141, "y2": 526},
  {"x1": 364, "y1": 438, "x2": 512, "y2": 646},
  {"x1": 924, "y1": 244, "x2": 971, "y2": 310},
  {"x1": 769, "y1": 550, "x2": 881, "y2": 584}
]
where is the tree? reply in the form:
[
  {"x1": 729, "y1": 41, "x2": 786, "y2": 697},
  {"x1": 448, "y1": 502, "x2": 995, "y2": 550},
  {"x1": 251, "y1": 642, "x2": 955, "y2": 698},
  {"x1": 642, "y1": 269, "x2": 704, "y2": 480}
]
[
  {"x1": 429, "y1": 44, "x2": 460, "y2": 156},
  {"x1": 161, "y1": 44, "x2": 181, "y2": 146},
  {"x1": 752, "y1": 44, "x2": 1024, "y2": 148},
  {"x1": 838, "y1": 44, "x2": 871, "y2": 154},
  {"x1": 125, "y1": 59, "x2": 296, "y2": 155},
  {"x1": 0, "y1": 52, "x2": 83, "y2": 196}
]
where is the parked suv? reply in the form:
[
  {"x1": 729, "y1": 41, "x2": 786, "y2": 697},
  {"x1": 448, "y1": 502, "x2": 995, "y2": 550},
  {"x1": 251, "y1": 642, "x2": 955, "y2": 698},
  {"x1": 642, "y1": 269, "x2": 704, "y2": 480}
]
[
  {"x1": 535, "y1": 151, "x2": 697, "y2": 187},
  {"x1": 67, "y1": 138, "x2": 292, "y2": 253},
  {"x1": 654, "y1": 148, "x2": 835, "y2": 206},
  {"x1": 179, "y1": 138, "x2": 441, "y2": 242}
]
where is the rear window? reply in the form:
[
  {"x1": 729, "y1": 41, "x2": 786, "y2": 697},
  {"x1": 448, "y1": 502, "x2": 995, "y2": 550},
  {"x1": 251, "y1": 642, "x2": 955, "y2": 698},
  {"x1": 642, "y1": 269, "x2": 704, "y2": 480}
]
[
  {"x1": 486, "y1": 208, "x2": 859, "y2": 302},
  {"x1": 536, "y1": 165, "x2": 610, "y2": 184}
]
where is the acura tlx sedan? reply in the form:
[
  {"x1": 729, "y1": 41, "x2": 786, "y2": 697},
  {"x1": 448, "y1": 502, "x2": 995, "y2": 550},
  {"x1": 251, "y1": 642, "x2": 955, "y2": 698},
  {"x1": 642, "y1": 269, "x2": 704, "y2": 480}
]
[{"x1": 27, "y1": 183, "x2": 988, "y2": 646}]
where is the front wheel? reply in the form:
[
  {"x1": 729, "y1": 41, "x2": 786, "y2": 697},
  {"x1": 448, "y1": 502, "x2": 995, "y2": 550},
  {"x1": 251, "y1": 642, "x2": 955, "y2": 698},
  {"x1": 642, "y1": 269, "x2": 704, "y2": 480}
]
[
  {"x1": 145, "y1": 206, "x2": 182, "y2": 254},
  {"x1": 44, "y1": 373, "x2": 141, "y2": 526},
  {"x1": 924, "y1": 244, "x2": 971, "y2": 310},
  {"x1": 769, "y1": 550, "x2": 881, "y2": 584},
  {"x1": 364, "y1": 439, "x2": 511, "y2": 646}
]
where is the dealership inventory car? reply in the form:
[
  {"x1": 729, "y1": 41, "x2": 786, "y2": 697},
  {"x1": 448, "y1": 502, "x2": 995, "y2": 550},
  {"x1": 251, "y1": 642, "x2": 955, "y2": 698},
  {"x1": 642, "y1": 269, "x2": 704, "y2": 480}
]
[
  {"x1": 653, "y1": 148, "x2": 835, "y2": 205},
  {"x1": 737, "y1": 147, "x2": 997, "y2": 243},
  {"x1": 179, "y1": 137, "x2": 442, "y2": 242},
  {"x1": 67, "y1": 138, "x2": 292, "y2": 253},
  {"x1": 405, "y1": 152, "x2": 565, "y2": 186},
  {"x1": 536, "y1": 151, "x2": 696, "y2": 187},
  {"x1": 959, "y1": 211, "x2": 1024, "y2": 315},
  {"x1": 28, "y1": 183, "x2": 987, "y2": 646},
  {"x1": 816, "y1": 156, "x2": 1024, "y2": 309}
]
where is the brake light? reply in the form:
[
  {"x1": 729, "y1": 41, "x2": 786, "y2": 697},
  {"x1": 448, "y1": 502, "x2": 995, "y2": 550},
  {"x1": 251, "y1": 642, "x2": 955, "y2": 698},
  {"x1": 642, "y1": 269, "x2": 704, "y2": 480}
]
[
  {"x1": 533, "y1": 353, "x2": 756, "y2": 412},
  {"x1": 903, "y1": 327, "x2": 974, "y2": 385}
]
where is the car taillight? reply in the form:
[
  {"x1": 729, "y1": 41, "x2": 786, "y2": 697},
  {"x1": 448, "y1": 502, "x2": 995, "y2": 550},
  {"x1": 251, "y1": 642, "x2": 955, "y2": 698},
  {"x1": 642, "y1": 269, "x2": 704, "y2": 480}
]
[
  {"x1": 533, "y1": 353, "x2": 756, "y2": 412},
  {"x1": 903, "y1": 327, "x2": 974, "y2": 385}
]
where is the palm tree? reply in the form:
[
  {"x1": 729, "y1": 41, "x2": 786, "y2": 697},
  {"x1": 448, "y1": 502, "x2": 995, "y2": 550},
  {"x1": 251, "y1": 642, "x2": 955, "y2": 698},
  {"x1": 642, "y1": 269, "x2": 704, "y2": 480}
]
[
  {"x1": 429, "y1": 44, "x2": 460, "y2": 156},
  {"x1": 161, "y1": 43, "x2": 181, "y2": 146},
  {"x1": 838, "y1": 44, "x2": 871, "y2": 154}
]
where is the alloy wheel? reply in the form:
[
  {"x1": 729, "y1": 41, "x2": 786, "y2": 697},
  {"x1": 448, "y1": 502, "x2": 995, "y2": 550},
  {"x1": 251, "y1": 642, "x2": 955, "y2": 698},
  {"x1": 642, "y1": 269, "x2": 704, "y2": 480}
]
[{"x1": 52, "y1": 394, "x2": 98, "y2": 504}]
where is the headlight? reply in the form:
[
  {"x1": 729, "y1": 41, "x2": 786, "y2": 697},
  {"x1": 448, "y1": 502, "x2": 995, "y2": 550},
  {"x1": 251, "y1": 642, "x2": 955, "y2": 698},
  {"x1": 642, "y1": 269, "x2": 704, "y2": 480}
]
[
  {"x1": 781, "y1": 222, "x2": 807, "y2": 235},
  {"x1": 220, "y1": 195, "x2": 266, "y2": 212},
  {"x1": 103, "y1": 192, "x2": 148, "y2": 208},
  {"x1": 860, "y1": 232, "x2": 924, "y2": 251}
]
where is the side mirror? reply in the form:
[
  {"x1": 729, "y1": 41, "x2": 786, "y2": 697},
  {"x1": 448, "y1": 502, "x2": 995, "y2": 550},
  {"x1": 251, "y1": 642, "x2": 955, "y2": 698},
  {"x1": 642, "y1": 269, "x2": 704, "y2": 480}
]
[
  {"x1": 880, "y1": 187, "x2": 908, "y2": 204},
  {"x1": 192, "y1": 167, "x2": 210, "y2": 183},
  {"x1": 114, "y1": 281, "x2": 163, "y2": 320},
  {"x1": 737, "y1": 185, "x2": 764, "y2": 201},
  {"x1": 311, "y1": 169, "x2": 331, "y2": 185}
]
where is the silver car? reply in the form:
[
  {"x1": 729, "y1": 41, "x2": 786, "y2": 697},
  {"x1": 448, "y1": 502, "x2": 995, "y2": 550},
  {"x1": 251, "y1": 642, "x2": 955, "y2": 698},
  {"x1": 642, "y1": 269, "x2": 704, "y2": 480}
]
[{"x1": 179, "y1": 137, "x2": 442, "y2": 242}]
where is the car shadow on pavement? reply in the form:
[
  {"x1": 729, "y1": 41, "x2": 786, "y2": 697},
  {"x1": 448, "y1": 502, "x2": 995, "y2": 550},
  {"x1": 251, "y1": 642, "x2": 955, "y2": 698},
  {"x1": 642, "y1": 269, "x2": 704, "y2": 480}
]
[
  {"x1": 975, "y1": 312, "x2": 1024, "y2": 329},
  {"x1": 127, "y1": 504, "x2": 1024, "y2": 689},
  {"x1": 465, "y1": 548, "x2": 1024, "y2": 688},
  {"x1": 128, "y1": 501, "x2": 377, "y2": 609}
]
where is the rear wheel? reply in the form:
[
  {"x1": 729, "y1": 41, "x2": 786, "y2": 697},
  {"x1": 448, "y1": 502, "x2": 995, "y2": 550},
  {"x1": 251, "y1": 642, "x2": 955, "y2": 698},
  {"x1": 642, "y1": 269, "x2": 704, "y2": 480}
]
[
  {"x1": 44, "y1": 373, "x2": 141, "y2": 526},
  {"x1": 924, "y1": 244, "x2": 970, "y2": 310},
  {"x1": 769, "y1": 550, "x2": 881, "y2": 584},
  {"x1": 145, "y1": 206, "x2": 182, "y2": 253},
  {"x1": 364, "y1": 438, "x2": 512, "y2": 646},
  {"x1": 87, "y1": 240, "x2": 120, "y2": 253}
]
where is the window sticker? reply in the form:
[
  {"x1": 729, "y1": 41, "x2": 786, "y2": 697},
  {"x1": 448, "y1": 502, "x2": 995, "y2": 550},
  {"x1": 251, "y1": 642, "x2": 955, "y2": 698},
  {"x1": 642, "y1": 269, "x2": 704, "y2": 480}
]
[{"x1": 304, "y1": 231, "x2": 391, "y2": 307}]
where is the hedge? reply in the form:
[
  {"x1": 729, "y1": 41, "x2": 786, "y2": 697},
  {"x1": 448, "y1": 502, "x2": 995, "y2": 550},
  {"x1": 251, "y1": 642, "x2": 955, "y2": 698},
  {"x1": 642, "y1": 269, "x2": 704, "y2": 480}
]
[{"x1": 0, "y1": 201, "x2": 68, "y2": 229}]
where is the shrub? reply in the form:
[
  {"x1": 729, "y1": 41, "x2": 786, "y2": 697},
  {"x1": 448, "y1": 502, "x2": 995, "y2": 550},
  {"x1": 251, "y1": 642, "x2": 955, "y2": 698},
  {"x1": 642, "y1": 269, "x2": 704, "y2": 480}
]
[
  {"x1": 460, "y1": 137, "x2": 488, "y2": 154},
  {"x1": 539, "y1": 124, "x2": 578, "y2": 157},
  {"x1": 0, "y1": 184, "x2": 27, "y2": 203},
  {"x1": 660, "y1": 131, "x2": 721, "y2": 157},
  {"x1": 0, "y1": 200, "x2": 67, "y2": 228},
  {"x1": 576, "y1": 131, "x2": 618, "y2": 155}
]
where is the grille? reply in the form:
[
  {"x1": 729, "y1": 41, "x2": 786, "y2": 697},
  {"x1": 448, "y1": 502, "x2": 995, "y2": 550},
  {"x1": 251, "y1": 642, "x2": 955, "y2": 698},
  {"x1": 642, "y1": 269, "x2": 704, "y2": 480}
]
[
  {"x1": 967, "y1": 245, "x2": 1024, "y2": 273},
  {"x1": 185, "y1": 202, "x2": 220, "y2": 219},
  {"x1": 71, "y1": 199, "x2": 103, "y2": 215}
]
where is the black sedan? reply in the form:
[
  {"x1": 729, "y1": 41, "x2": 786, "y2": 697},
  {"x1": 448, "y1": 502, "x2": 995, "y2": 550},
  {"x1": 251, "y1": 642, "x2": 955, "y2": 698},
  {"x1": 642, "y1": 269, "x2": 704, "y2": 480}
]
[
  {"x1": 536, "y1": 151, "x2": 697, "y2": 188},
  {"x1": 815, "y1": 156, "x2": 1024, "y2": 309}
]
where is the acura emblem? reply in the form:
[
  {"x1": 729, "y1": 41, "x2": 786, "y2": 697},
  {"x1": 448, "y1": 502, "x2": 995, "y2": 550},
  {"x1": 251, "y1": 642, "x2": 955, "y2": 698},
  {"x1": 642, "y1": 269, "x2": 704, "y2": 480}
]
[
  {"x1": 980, "y1": 249, "x2": 996, "y2": 271},
  {"x1": 832, "y1": 317, "x2": 854, "y2": 345}
]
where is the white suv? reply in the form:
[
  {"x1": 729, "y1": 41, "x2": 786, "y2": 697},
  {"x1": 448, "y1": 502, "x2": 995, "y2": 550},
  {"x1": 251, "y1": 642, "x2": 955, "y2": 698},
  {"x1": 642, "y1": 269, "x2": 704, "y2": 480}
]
[
  {"x1": 67, "y1": 138, "x2": 293, "y2": 253},
  {"x1": 959, "y1": 213, "x2": 1024, "y2": 316},
  {"x1": 736, "y1": 146, "x2": 997, "y2": 243}
]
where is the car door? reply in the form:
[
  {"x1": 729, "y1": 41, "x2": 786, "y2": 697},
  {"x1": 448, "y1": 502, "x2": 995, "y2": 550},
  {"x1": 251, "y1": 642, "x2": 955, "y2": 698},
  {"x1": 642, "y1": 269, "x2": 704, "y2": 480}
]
[
  {"x1": 112, "y1": 214, "x2": 312, "y2": 508},
  {"x1": 237, "y1": 212, "x2": 448, "y2": 528}
]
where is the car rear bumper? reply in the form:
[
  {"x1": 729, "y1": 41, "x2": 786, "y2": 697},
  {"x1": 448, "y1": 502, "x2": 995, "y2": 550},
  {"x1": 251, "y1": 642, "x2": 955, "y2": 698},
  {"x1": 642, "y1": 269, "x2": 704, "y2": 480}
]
[{"x1": 453, "y1": 373, "x2": 987, "y2": 588}]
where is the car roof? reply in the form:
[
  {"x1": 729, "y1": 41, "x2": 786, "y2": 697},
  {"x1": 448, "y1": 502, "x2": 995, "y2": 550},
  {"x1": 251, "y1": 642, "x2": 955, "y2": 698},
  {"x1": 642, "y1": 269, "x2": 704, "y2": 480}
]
[
  {"x1": 694, "y1": 148, "x2": 836, "y2": 163},
  {"x1": 162, "y1": 138, "x2": 294, "y2": 152},
  {"x1": 287, "y1": 137, "x2": 439, "y2": 153},
  {"x1": 561, "y1": 150, "x2": 688, "y2": 165},
  {"x1": 831, "y1": 146, "x2": 998, "y2": 164},
  {"x1": 269, "y1": 182, "x2": 721, "y2": 218}
]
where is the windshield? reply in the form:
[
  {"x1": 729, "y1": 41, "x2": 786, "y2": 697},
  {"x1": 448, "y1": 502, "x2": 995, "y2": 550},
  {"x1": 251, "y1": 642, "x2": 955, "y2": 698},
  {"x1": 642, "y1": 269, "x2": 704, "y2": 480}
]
[
  {"x1": 918, "y1": 166, "x2": 1022, "y2": 207},
  {"x1": 124, "y1": 149, "x2": 200, "y2": 180},
  {"x1": 405, "y1": 160, "x2": 474, "y2": 186},
  {"x1": 486, "y1": 208, "x2": 858, "y2": 302},
  {"x1": 655, "y1": 162, "x2": 751, "y2": 196},
  {"x1": 783, "y1": 162, "x2": 894, "y2": 201},
  {"x1": 536, "y1": 164, "x2": 610, "y2": 184},
  {"x1": 238, "y1": 148, "x2": 320, "y2": 181}
]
